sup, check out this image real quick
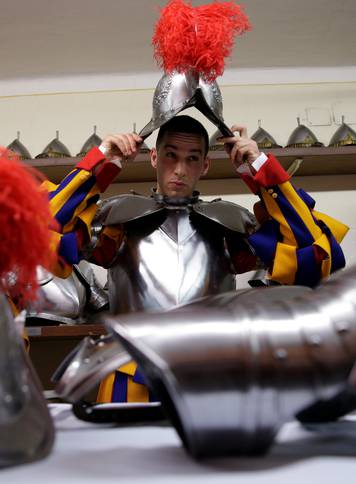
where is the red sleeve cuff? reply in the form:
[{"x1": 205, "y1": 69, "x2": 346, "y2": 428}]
[
  {"x1": 76, "y1": 146, "x2": 106, "y2": 171},
  {"x1": 253, "y1": 154, "x2": 290, "y2": 188},
  {"x1": 95, "y1": 162, "x2": 121, "y2": 192}
]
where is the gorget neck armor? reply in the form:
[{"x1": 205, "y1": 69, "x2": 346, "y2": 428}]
[{"x1": 151, "y1": 188, "x2": 200, "y2": 207}]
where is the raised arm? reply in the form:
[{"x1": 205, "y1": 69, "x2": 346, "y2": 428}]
[
  {"x1": 220, "y1": 126, "x2": 349, "y2": 287},
  {"x1": 42, "y1": 133, "x2": 143, "y2": 276}
]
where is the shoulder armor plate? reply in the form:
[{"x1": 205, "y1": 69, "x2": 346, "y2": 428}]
[
  {"x1": 102, "y1": 194, "x2": 165, "y2": 226},
  {"x1": 193, "y1": 199, "x2": 257, "y2": 234}
]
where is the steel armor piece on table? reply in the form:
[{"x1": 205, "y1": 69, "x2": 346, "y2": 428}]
[{"x1": 105, "y1": 266, "x2": 356, "y2": 458}]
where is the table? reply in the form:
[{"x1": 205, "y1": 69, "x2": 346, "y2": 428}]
[{"x1": 1, "y1": 404, "x2": 356, "y2": 483}]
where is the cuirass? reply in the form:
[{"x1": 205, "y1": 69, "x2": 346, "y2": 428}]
[{"x1": 108, "y1": 208, "x2": 236, "y2": 314}]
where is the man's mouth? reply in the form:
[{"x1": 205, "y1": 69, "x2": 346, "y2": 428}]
[{"x1": 169, "y1": 180, "x2": 186, "y2": 187}]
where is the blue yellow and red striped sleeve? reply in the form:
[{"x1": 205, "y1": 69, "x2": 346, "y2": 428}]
[
  {"x1": 247, "y1": 154, "x2": 349, "y2": 287},
  {"x1": 42, "y1": 147, "x2": 122, "y2": 275}
]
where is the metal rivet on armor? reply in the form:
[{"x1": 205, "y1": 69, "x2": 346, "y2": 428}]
[
  {"x1": 268, "y1": 189, "x2": 274, "y2": 194},
  {"x1": 272, "y1": 193, "x2": 278, "y2": 199},
  {"x1": 97, "y1": 341, "x2": 105, "y2": 347},
  {"x1": 274, "y1": 348, "x2": 287, "y2": 360},
  {"x1": 84, "y1": 358, "x2": 90, "y2": 364}
]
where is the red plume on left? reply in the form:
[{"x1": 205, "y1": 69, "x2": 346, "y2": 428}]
[{"x1": 0, "y1": 148, "x2": 57, "y2": 304}]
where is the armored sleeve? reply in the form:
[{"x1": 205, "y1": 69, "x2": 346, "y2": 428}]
[
  {"x1": 245, "y1": 154, "x2": 349, "y2": 287},
  {"x1": 42, "y1": 147, "x2": 123, "y2": 276}
]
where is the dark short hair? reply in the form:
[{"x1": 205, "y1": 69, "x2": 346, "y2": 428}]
[{"x1": 156, "y1": 115, "x2": 209, "y2": 156}]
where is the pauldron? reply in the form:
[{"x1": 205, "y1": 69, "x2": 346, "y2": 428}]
[{"x1": 97, "y1": 191, "x2": 257, "y2": 235}]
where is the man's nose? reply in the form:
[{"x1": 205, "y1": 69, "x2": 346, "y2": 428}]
[{"x1": 174, "y1": 160, "x2": 186, "y2": 177}]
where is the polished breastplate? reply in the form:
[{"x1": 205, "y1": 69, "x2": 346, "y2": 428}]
[{"x1": 108, "y1": 207, "x2": 236, "y2": 314}]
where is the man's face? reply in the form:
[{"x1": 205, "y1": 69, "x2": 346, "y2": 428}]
[{"x1": 150, "y1": 131, "x2": 210, "y2": 198}]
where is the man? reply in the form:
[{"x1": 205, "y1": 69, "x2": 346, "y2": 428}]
[{"x1": 45, "y1": 115, "x2": 348, "y2": 402}]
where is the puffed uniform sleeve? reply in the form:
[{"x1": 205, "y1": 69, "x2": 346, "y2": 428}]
[
  {"x1": 244, "y1": 154, "x2": 349, "y2": 287},
  {"x1": 41, "y1": 147, "x2": 124, "y2": 276}
]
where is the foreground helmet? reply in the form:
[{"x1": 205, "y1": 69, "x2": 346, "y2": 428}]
[{"x1": 139, "y1": 70, "x2": 233, "y2": 139}]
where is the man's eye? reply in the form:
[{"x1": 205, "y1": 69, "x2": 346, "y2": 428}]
[
  {"x1": 166, "y1": 152, "x2": 175, "y2": 158},
  {"x1": 188, "y1": 156, "x2": 199, "y2": 162}
]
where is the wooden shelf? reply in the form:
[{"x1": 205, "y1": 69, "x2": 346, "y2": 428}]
[
  {"x1": 27, "y1": 323, "x2": 106, "y2": 339},
  {"x1": 29, "y1": 146, "x2": 356, "y2": 184}
]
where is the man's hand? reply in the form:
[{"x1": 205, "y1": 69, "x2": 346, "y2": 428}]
[
  {"x1": 100, "y1": 133, "x2": 143, "y2": 163},
  {"x1": 219, "y1": 125, "x2": 260, "y2": 171}
]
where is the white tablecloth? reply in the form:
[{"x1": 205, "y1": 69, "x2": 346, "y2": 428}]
[{"x1": 2, "y1": 404, "x2": 356, "y2": 483}]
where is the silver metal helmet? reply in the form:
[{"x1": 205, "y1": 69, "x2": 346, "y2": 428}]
[
  {"x1": 329, "y1": 116, "x2": 356, "y2": 147},
  {"x1": 77, "y1": 126, "x2": 102, "y2": 157},
  {"x1": 285, "y1": 117, "x2": 323, "y2": 148},
  {"x1": 7, "y1": 132, "x2": 32, "y2": 160},
  {"x1": 36, "y1": 131, "x2": 71, "y2": 159},
  {"x1": 251, "y1": 120, "x2": 281, "y2": 149},
  {"x1": 139, "y1": 71, "x2": 233, "y2": 139}
]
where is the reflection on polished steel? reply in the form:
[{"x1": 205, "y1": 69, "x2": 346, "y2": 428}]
[
  {"x1": 26, "y1": 261, "x2": 108, "y2": 325},
  {"x1": 108, "y1": 207, "x2": 236, "y2": 313},
  {"x1": 286, "y1": 117, "x2": 323, "y2": 148},
  {"x1": 106, "y1": 266, "x2": 356, "y2": 458},
  {"x1": 0, "y1": 294, "x2": 54, "y2": 467},
  {"x1": 139, "y1": 71, "x2": 233, "y2": 139},
  {"x1": 53, "y1": 334, "x2": 131, "y2": 402}
]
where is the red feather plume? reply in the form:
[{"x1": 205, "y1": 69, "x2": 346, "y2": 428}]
[
  {"x1": 153, "y1": 0, "x2": 251, "y2": 82},
  {"x1": 0, "y1": 148, "x2": 57, "y2": 304}
]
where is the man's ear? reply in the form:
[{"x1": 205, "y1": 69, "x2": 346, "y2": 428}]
[
  {"x1": 201, "y1": 157, "x2": 210, "y2": 177},
  {"x1": 150, "y1": 148, "x2": 158, "y2": 169}
]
